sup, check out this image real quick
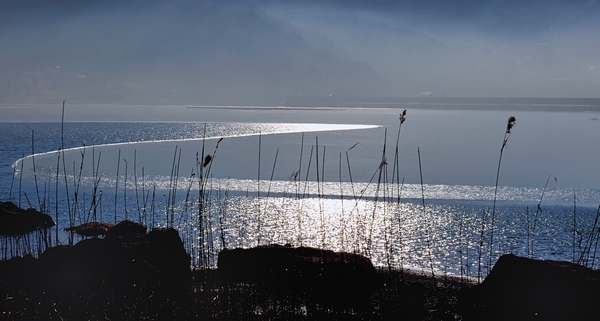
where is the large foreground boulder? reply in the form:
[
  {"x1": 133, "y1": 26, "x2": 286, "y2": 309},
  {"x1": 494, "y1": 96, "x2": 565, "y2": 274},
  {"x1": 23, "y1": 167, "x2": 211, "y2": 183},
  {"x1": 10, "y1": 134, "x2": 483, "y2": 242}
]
[
  {"x1": 460, "y1": 254, "x2": 600, "y2": 321},
  {"x1": 38, "y1": 238, "x2": 140, "y2": 295},
  {"x1": 0, "y1": 201, "x2": 54, "y2": 235},
  {"x1": 218, "y1": 245, "x2": 380, "y2": 305},
  {"x1": 1, "y1": 227, "x2": 191, "y2": 297}
]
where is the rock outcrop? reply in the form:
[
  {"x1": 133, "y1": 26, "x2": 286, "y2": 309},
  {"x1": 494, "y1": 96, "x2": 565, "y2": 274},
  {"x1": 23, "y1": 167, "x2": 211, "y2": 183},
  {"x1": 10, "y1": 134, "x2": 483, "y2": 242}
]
[
  {"x1": 0, "y1": 226, "x2": 191, "y2": 297},
  {"x1": 460, "y1": 254, "x2": 600, "y2": 321},
  {"x1": 218, "y1": 244, "x2": 380, "y2": 305},
  {"x1": 0, "y1": 201, "x2": 54, "y2": 235}
]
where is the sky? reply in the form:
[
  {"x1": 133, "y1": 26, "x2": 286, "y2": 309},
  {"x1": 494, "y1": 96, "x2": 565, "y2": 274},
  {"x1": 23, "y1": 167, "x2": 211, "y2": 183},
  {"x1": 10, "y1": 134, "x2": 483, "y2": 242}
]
[
  {"x1": 1, "y1": 0, "x2": 599, "y2": 105},
  {"x1": 261, "y1": 0, "x2": 600, "y2": 97}
]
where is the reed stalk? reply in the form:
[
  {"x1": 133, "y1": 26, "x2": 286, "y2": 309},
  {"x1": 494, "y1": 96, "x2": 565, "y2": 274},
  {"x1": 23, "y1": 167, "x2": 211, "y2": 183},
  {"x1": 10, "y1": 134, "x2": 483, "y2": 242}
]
[
  {"x1": 315, "y1": 138, "x2": 319, "y2": 194},
  {"x1": 61, "y1": 100, "x2": 65, "y2": 148},
  {"x1": 55, "y1": 154, "x2": 60, "y2": 245},
  {"x1": 218, "y1": 187, "x2": 229, "y2": 249},
  {"x1": 344, "y1": 143, "x2": 359, "y2": 251},
  {"x1": 367, "y1": 129, "x2": 387, "y2": 254},
  {"x1": 265, "y1": 148, "x2": 279, "y2": 199},
  {"x1": 315, "y1": 137, "x2": 325, "y2": 248},
  {"x1": 73, "y1": 147, "x2": 86, "y2": 234},
  {"x1": 345, "y1": 143, "x2": 359, "y2": 200},
  {"x1": 194, "y1": 126, "x2": 224, "y2": 267},
  {"x1": 525, "y1": 206, "x2": 531, "y2": 256},
  {"x1": 205, "y1": 138, "x2": 223, "y2": 259},
  {"x1": 24, "y1": 193, "x2": 33, "y2": 209},
  {"x1": 299, "y1": 145, "x2": 314, "y2": 246},
  {"x1": 296, "y1": 133, "x2": 304, "y2": 199},
  {"x1": 392, "y1": 110, "x2": 407, "y2": 197},
  {"x1": 42, "y1": 179, "x2": 47, "y2": 215},
  {"x1": 206, "y1": 179, "x2": 215, "y2": 266},
  {"x1": 87, "y1": 148, "x2": 102, "y2": 224},
  {"x1": 151, "y1": 183, "x2": 156, "y2": 229},
  {"x1": 58, "y1": 100, "x2": 68, "y2": 245},
  {"x1": 123, "y1": 157, "x2": 128, "y2": 221},
  {"x1": 321, "y1": 144, "x2": 326, "y2": 247},
  {"x1": 179, "y1": 170, "x2": 196, "y2": 227},
  {"x1": 197, "y1": 125, "x2": 207, "y2": 267},
  {"x1": 67, "y1": 149, "x2": 84, "y2": 244},
  {"x1": 489, "y1": 116, "x2": 516, "y2": 269},
  {"x1": 256, "y1": 133, "x2": 262, "y2": 246},
  {"x1": 8, "y1": 161, "x2": 16, "y2": 203},
  {"x1": 573, "y1": 194, "x2": 577, "y2": 263},
  {"x1": 265, "y1": 148, "x2": 279, "y2": 242},
  {"x1": 296, "y1": 133, "x2": 305, "y2": 245},
  {"x1": 458, "y1": 211, "x2": 464, "y2": 282},
  {"x1": 61, "y1": 151, "x2": 72, "y2": 241},
  {"x1": 114, "y1": 149, "x2": 121, "y2": 225},
  {"x1": 338, "y1": 152, "x2": 346, "y2": 251},
  {"x1": 171, "y1": 148, "x2": 182, "y2": 227},
  {"x1": 166, "y1": 146, "x2": 178, "y2": 227},
  {"x1": 390, "y1": 111, "x2": 407, "y2": 279},
  {"x1": 31, "y1": 130, "x2": 42, "y2": 211},
  {"x1": 396, "y1": 177, "x2": 405, "y2": 283},
  {"x1": 348, "y1": 142, "x2": 387, "y2": 253},
  {"x1": 134, "y1": 149, "x2": 141, "y2": 222},
  {"x1": 530, "y1": 174, "x2": 556, "y2": 257},
  {"x1": 591, "y1": 227, "x2": 600, "y2": 269},
  {"x1": 418, "y1": 147, "x2": 436, "y2": 284},
  {"x1": 578, "y1": 206, "x2": 600, "y2": 267},
  {"x1": 477, "y1": 209, "x2": 486, "y2": 283},
  {"x1": 142, "y1": 167, "x2": 148, "y2": 227}
]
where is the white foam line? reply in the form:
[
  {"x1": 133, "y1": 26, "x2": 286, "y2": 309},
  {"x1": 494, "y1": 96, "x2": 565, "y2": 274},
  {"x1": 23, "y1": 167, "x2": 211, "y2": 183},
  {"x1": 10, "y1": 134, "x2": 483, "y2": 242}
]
[{"x1": 12, "y1": 123, "x2": 380, "y2": 170}]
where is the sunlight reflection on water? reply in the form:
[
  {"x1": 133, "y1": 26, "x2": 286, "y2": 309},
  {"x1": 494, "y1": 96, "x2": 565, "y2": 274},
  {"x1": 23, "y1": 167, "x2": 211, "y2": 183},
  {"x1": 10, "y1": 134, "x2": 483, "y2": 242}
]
[
  {"x1": 8, "y1": 172, "x2": 600, "y2": 277},
  {"x1": 11, "y1": 122, "x2": 377, "y2": 172},
  {"x1": 4, "y1": 117, "x2": 600, "y2": 277}
]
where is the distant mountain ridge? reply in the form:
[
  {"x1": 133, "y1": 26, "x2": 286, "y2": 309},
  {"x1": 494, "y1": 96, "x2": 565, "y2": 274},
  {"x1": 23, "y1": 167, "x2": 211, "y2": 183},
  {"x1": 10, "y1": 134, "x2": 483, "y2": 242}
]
[
  {"x1": 1, "y1": 0, "x2": 599, "y2": 104},
  {"x1": 260, "y1": 0, "x2": 600, "y2": 98},
  {"x1": 0, "y1": 0, "x2": 390, "y2": 105}
]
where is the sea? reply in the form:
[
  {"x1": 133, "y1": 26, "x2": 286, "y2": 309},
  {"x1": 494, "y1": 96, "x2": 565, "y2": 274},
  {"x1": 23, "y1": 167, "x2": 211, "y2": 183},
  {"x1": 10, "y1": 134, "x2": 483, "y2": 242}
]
[{"x1": 1, "y1": 100, "x2": 600, "y2": 278}]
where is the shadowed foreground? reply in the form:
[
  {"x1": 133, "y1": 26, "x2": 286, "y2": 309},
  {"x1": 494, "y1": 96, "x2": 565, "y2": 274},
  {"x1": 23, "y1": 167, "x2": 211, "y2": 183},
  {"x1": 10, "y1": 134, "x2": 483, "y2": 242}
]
[
  {"x1": 0, "y1": 229, "x2": 465, "y2": 320},
  {"x1": 2, "y1": 227, "x2": 598, "y2": 320}
]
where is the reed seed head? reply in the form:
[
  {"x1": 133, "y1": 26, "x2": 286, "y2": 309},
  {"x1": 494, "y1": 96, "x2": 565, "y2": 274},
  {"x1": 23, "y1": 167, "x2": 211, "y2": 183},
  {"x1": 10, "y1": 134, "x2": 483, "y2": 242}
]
[
  {"x1": 289, "y1": 170, "x2": 299, "y2": 181},
  {"x1": 400, "y1": 110, "x2": 407, "y2": 124},
  {"x1": 203, "y1": 154, "x2": 213, "y2": 167},
  {"x1": 379, "y1": 157, "x2": 388, "y2": 168},
  {"x1": 506, "y1": 116, "x2": 516, "y2": 133}
]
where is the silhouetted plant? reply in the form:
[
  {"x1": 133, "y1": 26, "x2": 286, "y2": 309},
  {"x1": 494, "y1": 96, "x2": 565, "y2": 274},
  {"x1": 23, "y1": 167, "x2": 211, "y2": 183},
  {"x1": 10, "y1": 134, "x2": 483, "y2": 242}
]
[
  {"x1": 530, "y1": 174, "x2": 557, "y2": 257},
  {"x1": 488, "y1": 116, "x2": 516, "y2": 270}
]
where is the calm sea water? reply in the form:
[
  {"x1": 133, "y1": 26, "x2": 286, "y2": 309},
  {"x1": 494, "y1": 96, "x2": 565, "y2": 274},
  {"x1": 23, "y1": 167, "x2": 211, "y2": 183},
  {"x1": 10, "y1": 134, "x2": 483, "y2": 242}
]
[{"x1": 1, "y1": 103, "x2": 600, "y2": 277}]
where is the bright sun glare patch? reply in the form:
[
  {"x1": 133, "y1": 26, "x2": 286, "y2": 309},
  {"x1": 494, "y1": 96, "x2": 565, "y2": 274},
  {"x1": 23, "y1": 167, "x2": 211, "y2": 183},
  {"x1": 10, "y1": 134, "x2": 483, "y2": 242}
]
[{"x1": 12, "y1": 122, "x2": 379, "y2": 172}]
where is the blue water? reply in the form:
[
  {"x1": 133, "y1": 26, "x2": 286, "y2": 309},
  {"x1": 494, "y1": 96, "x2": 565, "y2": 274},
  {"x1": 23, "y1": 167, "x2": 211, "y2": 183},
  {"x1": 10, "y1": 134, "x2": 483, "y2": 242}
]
[{"x1": 2, "y1": 103, "x2": 600, "y2": 277}]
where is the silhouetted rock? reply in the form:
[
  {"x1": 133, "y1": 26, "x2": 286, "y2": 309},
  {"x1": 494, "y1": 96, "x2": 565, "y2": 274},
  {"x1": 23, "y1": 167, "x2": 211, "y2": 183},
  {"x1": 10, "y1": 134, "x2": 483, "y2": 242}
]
[
  {"x1": 105, "y1": 220, "x2": 147, "y2": 243},
  {"x1": 64, "y1": 221, "x2": 114, "y2": 237},
  {"x1": 0, "y1": 227, "x2": 191, "y2": 298},
  {"x1": 38, "y1": 238, "x2": 139, "y2": 295},
  {"x1": 132, "y1": 228, "x2": 192, "y2": 292},
  {"x1": 218, "y1": 244, "x2": 380, "y2": 305},
  {"x1": 0, "y1": 201, "x2": 55, "y2": 235},
  {"x1": 460, "y1": 254, "x2": 600, "y2": 321},
  {"x1": 0, "y1": 255, "x2": 39, "y2": 293}
]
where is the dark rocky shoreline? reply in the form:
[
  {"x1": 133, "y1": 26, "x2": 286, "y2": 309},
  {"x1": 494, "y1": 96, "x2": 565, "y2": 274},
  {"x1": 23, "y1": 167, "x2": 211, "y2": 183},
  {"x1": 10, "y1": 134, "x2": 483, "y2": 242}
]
[
  {"x1": 0, "y1": 227, "x2": 466, "y2": 320},
  {"x1": 2, "y1": 213, "x2": 600, "y2": 320}
]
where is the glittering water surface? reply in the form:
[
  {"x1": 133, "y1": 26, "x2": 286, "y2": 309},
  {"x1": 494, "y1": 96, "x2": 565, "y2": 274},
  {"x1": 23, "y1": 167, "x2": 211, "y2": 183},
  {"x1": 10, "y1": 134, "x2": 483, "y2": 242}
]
[{"x1": 2, "y1": 106, "x2": 600, "y2": 277}]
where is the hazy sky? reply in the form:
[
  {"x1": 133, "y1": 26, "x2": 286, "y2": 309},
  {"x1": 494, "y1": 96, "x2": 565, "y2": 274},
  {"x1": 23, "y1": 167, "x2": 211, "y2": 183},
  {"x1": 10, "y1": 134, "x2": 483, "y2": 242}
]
[
  {"x1": 1, "y1": 0, "x2": 598, "y2": 104},
  {"x1": 261, "y1": 0, "x2": 600, "y2": 97}
]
